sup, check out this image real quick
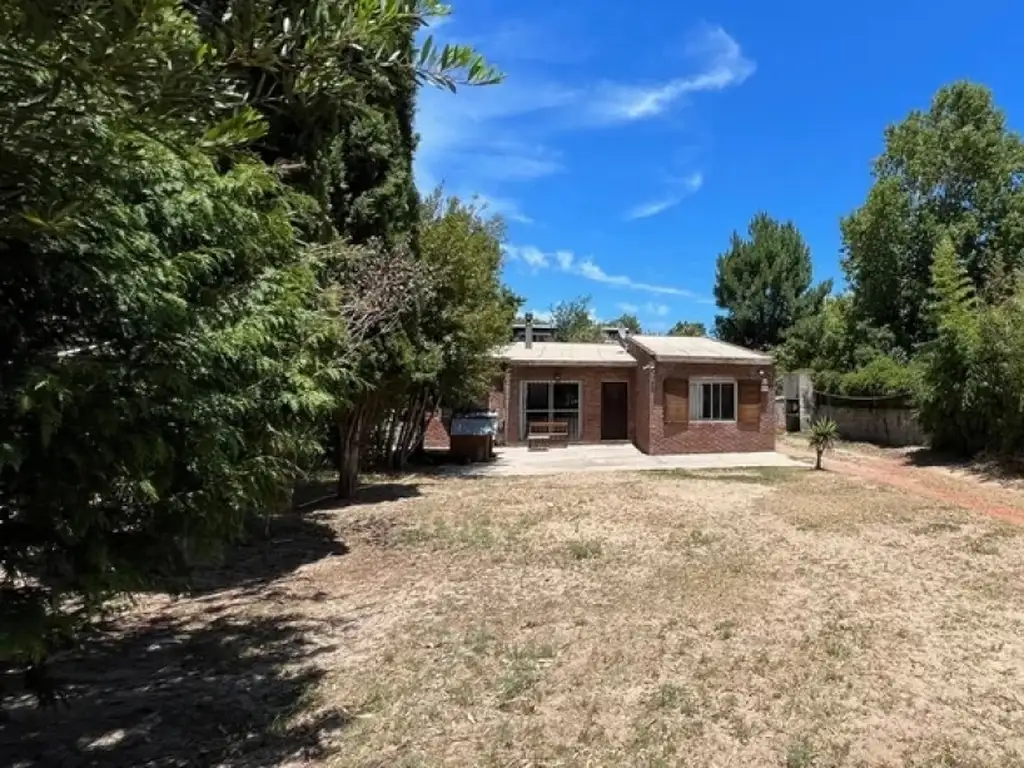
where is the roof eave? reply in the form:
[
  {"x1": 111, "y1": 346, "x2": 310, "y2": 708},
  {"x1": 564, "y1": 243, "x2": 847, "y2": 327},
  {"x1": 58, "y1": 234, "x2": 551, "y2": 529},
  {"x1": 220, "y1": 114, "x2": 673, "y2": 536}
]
[
  {"x1": 501, "y1": 359, "x2": 638, "y2": 367},
  {"x1": 653, "y1": 355, "x2": 773, "y2": 365}
]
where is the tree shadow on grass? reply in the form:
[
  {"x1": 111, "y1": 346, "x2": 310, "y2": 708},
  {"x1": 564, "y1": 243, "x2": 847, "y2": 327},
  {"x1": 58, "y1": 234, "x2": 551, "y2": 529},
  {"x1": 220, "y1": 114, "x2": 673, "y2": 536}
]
[
  {"x1": 901, "y1": 446, "x2": 1024, "y2": 484},
  {"x1": 183, "y1": 508, "x2": 351, "y2": 597},
  {"x1": 293, "y1": 477, "x2": 423, "y2": 513},
  {"x1": 0, "y1": 612, "x2": 351, "y2": 767}
]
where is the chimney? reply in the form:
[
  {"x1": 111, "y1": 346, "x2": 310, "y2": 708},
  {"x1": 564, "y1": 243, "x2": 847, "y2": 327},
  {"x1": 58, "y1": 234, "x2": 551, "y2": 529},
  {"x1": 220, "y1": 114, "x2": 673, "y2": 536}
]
[{"x1": 524, "y1": 312, "x2": 534, "y2": 349}]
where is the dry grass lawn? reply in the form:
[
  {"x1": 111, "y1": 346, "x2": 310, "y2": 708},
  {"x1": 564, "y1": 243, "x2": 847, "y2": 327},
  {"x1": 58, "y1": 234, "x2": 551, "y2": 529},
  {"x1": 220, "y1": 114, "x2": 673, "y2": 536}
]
[{"x1": 6, "y1": 467, "x2": 1024, "y2": 767}]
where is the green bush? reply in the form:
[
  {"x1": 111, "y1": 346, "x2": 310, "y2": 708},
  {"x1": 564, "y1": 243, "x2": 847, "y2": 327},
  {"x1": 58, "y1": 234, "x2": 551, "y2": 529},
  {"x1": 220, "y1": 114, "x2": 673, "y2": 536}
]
[
  {"x1": 918, "y1": 238, "x2": 1024, "y2": 456},
  {"x1": 838, "y1": 356, "x2": 921, "y2": 398},
  {"x1": 813, "y1": 356, "x2": 920, "y2": 399}
]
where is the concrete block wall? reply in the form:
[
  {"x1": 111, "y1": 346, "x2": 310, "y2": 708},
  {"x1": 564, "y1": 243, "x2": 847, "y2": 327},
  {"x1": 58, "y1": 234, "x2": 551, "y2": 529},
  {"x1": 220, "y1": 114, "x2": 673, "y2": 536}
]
[{"x1": 816, "y1": 403, "x2": 926, "y2": 447}]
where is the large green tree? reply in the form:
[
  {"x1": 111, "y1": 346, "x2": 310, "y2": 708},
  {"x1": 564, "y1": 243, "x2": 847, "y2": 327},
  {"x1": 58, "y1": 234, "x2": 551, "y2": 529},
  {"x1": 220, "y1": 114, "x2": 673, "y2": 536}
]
[
  {"x1": 551, "y1": 296, "x2": 603, "y2": 342},
  {"x1": 362, "y1": 192, "x2": 519, "y2": 468},
  {"x1": 0, "y1": 0, "x2": 501, "y2": 694},
  {"x1": 193, "y1": 1, "x2": 502, "y2": 496},
  {"x1": 713, "y1": 213, "x2": 831, "y2": 350},
  {"x1": 0, "y1": 0, "x2": 340, "y2": 686},
  {"x1": 667, "y1": 320, "x2": 707, "y2": 337},
  {"x1": 608, "y1": 313, "x2": 642, "y2": 334},
  {"x1": 841, "y1": 82, "x2": 1024, "y2": 355}
]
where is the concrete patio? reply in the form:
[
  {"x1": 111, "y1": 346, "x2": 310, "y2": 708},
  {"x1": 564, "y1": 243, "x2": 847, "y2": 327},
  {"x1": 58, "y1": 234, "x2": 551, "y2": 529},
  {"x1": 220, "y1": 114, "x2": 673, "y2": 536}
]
[{"x1": 442, "y1": 443, "x2": 802, "y2": 477}]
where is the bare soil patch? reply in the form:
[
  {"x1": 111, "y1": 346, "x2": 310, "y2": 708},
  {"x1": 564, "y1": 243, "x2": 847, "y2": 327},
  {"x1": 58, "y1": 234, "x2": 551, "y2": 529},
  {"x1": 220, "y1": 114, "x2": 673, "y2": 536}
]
[
  {"x1": 5, "y1": 468, "x2": 1024, "y2": 766},
  {"x1": 778, "y1": 433, "x2": 1024, "y2": 526}
]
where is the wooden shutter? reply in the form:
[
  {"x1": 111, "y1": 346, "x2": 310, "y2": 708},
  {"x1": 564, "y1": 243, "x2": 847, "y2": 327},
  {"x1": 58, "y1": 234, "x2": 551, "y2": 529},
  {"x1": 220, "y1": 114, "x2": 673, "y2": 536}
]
[
  {"x1": 738, "y1": 380, "x2": 761, "y2": 430},
  {"x1": 663, "y1": 378, "x2": 689, "y2": 426}
]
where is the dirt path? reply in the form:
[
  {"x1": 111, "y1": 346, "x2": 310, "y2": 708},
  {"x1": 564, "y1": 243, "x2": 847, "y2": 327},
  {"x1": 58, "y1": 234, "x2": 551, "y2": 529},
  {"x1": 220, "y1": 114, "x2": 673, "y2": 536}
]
[{"x1": 777, "y1": 435, "x2": 1024, "y2": 526}]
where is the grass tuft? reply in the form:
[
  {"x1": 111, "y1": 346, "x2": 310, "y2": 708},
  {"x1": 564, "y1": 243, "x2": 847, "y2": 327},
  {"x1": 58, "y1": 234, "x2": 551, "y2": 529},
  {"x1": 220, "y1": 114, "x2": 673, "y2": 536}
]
[{"x1": 567, "y1": 538, "x2": 604, "y2": 560}]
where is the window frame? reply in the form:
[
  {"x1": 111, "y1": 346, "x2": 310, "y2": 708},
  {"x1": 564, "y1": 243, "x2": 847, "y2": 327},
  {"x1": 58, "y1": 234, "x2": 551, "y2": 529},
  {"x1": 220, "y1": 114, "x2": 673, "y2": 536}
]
[
  {"x1": 689, "y1": 378, "x2": 738, "y2": 423},
  {"x1": 520, "y1": 380, "x2": 582, "y2": 440}
]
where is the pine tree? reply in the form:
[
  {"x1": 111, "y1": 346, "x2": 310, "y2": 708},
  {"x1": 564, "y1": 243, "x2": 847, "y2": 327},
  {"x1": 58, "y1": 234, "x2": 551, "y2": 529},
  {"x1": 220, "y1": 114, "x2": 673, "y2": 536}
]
[{"x1": 713, "y1": 213, "x2": 831, "y2": 350}]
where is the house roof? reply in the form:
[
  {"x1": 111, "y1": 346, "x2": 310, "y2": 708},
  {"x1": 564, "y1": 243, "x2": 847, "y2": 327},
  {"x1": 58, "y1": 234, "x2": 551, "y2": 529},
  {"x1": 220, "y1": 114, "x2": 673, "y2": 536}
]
[
  {"x1": 511, "y1": 320, "x2": 556, "y2": 330},
  {"x1": 497, "y1": 341, "x2": 636, "y2": 367},
  {"x1": 630, "y1": 335, "x2": 773, "y2": 365}
]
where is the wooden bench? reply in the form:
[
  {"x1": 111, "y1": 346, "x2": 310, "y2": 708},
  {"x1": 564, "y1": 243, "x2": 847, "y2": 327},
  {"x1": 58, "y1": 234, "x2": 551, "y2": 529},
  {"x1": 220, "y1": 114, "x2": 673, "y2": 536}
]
[{"x1": 527, "y1": 420, "x2": 570, "y2": 451}]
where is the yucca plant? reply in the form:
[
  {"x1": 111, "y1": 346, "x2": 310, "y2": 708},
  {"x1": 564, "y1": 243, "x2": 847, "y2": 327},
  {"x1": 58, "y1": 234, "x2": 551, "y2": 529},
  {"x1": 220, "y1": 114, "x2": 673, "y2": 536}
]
[{"x1": 808, "y1": 418, "x2": 839, "y2": 470}]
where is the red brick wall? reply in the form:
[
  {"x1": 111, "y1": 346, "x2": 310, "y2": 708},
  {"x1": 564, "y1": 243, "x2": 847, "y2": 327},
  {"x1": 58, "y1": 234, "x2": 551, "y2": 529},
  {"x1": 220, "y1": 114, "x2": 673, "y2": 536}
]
[
  {"x1": 634, "y1": 361, "x2": 652, "y2": 454},
  {"x1": 631, "y1": 347, "x2": 774, "y2": 455},
  {"x1": 423, "y1": 412, "x2": 450, "y2": 450},
  {"x1": 505, "y1": 365, "x2": 636, "y2": 444},
  {"x1": 424, "y1": 374, "x2": 508, "y2": 451}
]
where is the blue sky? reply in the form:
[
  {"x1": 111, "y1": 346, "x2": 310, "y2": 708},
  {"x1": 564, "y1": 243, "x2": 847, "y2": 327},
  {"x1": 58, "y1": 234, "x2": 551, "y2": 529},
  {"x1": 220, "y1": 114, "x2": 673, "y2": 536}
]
[{"x1": 415, "y1": 0, "x2": 1024, "y2": 332}]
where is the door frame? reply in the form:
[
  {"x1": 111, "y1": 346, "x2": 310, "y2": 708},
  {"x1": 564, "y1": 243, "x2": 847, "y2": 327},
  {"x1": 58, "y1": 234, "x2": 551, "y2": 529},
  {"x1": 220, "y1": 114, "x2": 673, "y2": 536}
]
[{"x1": 600, "y1": 380, "x2": 629, "y2": 441}]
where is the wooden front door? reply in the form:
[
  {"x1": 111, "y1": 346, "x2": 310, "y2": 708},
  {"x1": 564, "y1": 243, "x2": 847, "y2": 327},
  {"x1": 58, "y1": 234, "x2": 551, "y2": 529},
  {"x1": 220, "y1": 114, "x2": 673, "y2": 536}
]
[{"x1": 600, "y1": 382, "x2": 629, "y2": 441}]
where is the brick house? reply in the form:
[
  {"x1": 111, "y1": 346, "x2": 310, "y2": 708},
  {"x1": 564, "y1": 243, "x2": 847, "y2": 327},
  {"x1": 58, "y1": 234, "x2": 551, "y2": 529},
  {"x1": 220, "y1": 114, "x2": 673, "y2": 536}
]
[{"x1": 494, "y1": 334, "x2": 774, "y2": 455}]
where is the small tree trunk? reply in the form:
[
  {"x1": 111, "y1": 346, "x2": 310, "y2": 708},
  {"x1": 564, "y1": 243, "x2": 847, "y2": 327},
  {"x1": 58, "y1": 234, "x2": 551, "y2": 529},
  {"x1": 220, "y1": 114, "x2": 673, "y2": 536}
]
[
  {"x1": 385, "y1": 407, "x2": 402, "y2": 469},
  {"x1": 815, "y1": 448, "x2": 823, "y2": 470},
  {"x1": 337, "y1": 406, "x2": 364, "y2": 499},
  {"x1": 397, "y1": 389, "x2": 429, "y2": 469}
]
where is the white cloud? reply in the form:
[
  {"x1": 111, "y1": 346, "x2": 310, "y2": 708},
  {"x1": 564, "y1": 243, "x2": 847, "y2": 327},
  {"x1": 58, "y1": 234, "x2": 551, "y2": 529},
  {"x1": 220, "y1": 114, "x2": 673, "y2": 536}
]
[
  {"x1": 617, "y1": 302, "x2": 640, "y2": 314},
  {"x1": 626, "y1": 172, "x2": 705, "y2": 220},
  {"x1": 415, "y1": 80, "x2": 572, "y2": 191},
  {"x1": 416, "y1": 21, "x2": 751, "y2": 238},
  {"x1": 577, "y1": 256, "x2": 704, "y2": 296},
  {"x1": 679, "y1": 172, "x2": 704, "y2": 192},
  {"x1": 471, "y1": 194, "x2": 533, "y2": 224},
  {"x1": 504, "y1": 244, "x2": 549, "y2": 269},
  {"x1": 589, "y1": 26, "x2": 754, "y2": 123},
  {"x1": 575, "y1": 258, "x2": 700, "y2": 297},
  {"x1": 645, "y1": 303, "x2": 670, "y2": 317},
  {"x1": 626, "y1": 197, "x2": 682, "y2": 220},
  {"x1": 521, "y1": 247, "x2": 548, "y2": 268},
  {"x1": 466, "y1": 19, "x2": 591, "y2": 65},
  {"x1": 526, "y1": 308, "x2": 553, "y2": 322},
  {"x1": 507, "y1": 243, "x2": 705, "y2": 300}
]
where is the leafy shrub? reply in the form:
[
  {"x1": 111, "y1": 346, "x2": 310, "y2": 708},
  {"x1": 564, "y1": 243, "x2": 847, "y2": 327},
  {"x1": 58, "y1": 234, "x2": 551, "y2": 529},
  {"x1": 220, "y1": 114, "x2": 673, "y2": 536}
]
[
  {"x1": 808, "y1": 418, "x2": 839, "y2": 470},
  {"x1": 918, "y1": 238, "x2": 1024, "y2": 456},
  {"x1": 837, "y1": 356, "x2": 921, "y2": 398},
  {"x1": 813, "y1": 356, "x2": 920, "y2": 398}
]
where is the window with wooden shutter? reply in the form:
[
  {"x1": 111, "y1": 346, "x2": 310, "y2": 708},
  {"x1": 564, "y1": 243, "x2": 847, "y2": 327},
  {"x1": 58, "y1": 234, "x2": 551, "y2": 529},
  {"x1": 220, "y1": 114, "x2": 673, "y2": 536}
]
[
  {"x1": 663, "y1": 378, "x2": 689, "y2": 425},
  {"x1": 689, "y1": 380, "x2": 736, "y2": 421},
  {"x1": 738, "y1": 380, "x2": 761, "y2": 430}
]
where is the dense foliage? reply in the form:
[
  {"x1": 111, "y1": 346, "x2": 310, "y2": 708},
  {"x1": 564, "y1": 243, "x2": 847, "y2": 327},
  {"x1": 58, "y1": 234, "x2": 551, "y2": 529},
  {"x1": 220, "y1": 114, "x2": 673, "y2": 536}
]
[
  {"x1": 362, "y1": 192, "x2": 519, "y2": 469},
  {"x1": 1, "y1": 0, "x2": 509, "y2": 693},
  {"x1": 0, "y1": 0, "x2": 332, "y2": 684},
  {"x1": 776, "y1": 82, "x2": 1024, "y2": 457},
  {"x1": 608, "y1": 312, "x2": 642, "y2": 334},
  {"x1": 551, "y1": 295, "x2": 605, "y2": 343},
  {"x1": 917, "y1": 237, "x2": 1024, "y2": 455},
  {"x1": 668, "y1": 321, "x2": 707, "y2": 337},
  {"x1": 841, "y1": 82, "x2": 1024, "y2": 357},
  {"x1": 713, "y1": 213, "x2": 831, "y2": 350}
]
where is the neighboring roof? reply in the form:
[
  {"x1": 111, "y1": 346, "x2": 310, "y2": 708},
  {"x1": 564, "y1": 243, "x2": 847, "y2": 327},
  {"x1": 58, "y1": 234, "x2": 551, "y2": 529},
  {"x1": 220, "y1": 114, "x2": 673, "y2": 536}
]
[
  {"x1": 497, "y1": 341, "x2": 636, "y2": 367},
  {"x1": 630, "y1": 335, "x2": 773, "y2": 365},
  {"x1": 511, "y1": 320, "x2": 556, "y2": 329}
]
